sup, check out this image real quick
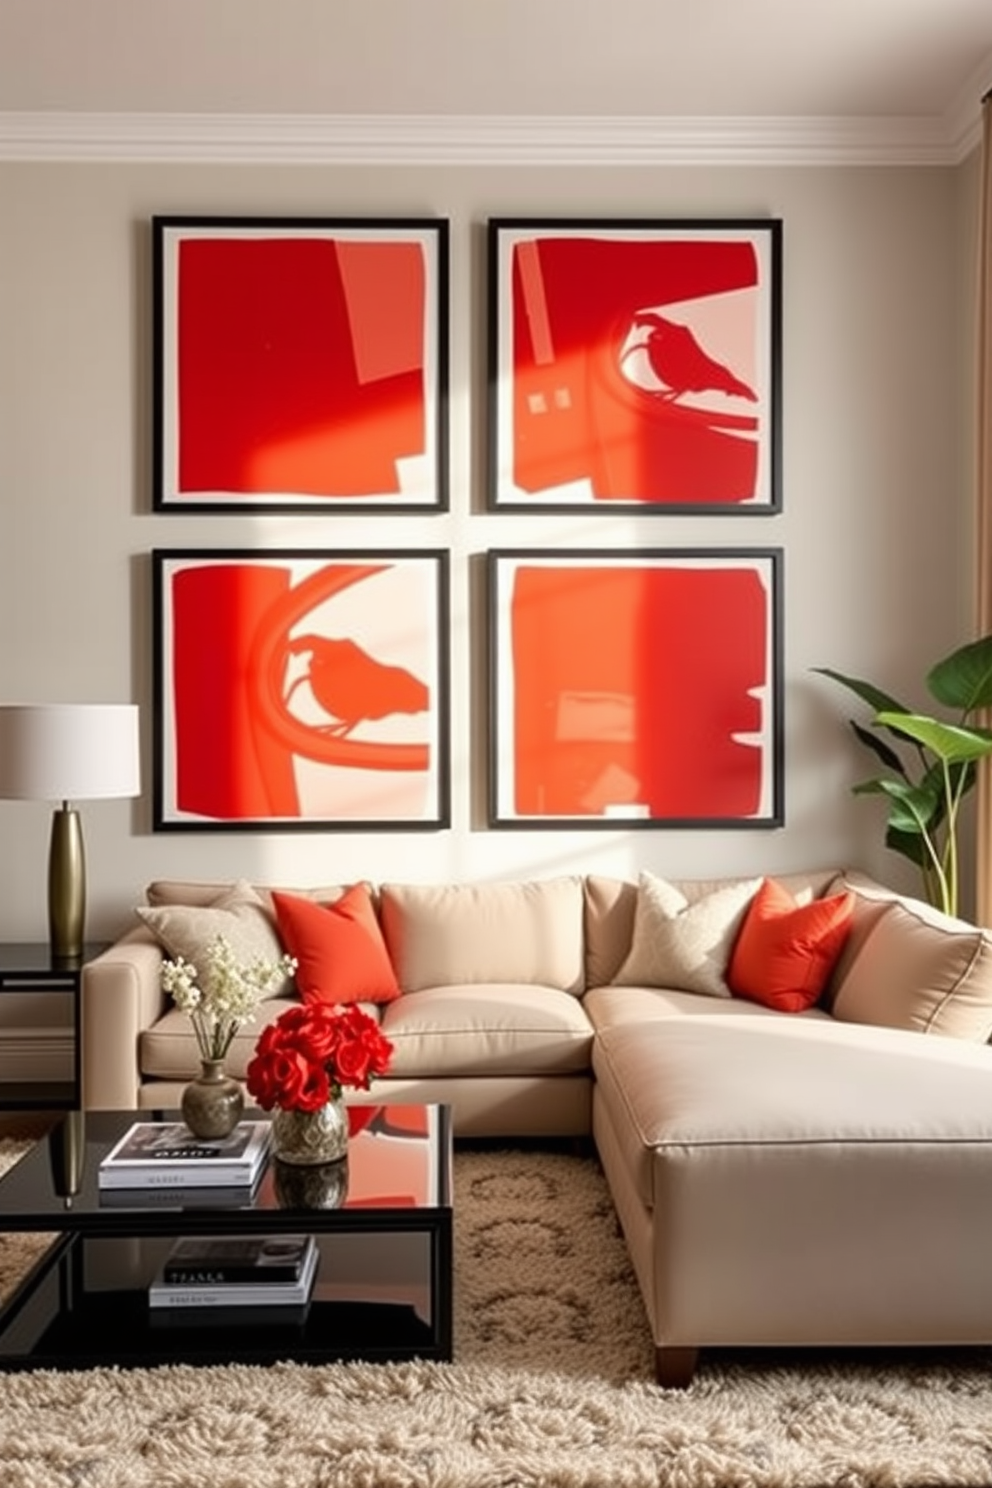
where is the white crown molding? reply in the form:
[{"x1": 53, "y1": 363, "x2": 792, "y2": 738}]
[
  {"x1": 944, "y1": 48, "x2": 992, "y2": 163},
  {"x1": 0, "y1": 109, "x2": 978, "y2": 167}
]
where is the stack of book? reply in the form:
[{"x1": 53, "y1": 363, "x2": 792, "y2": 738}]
[
  {"x1": 149, "y1": 1234, "x2": 319, "y2": 1315},
  {"x1": 97, "y1": 1120, "x2": 272, "y2": 1199}
]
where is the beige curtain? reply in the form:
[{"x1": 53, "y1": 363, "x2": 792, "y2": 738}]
[{"x1": 975, "y1": 94, "x2": 992, "y2": 927}]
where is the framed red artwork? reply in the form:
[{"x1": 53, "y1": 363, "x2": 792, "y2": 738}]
[
  {"x1": 488, "y1": 549, "x2": 783, "y2": 827},
  {"x1": 153, "y1": 216, "x2": 449, "y2": 512},
  {"x1": 487, "y1": 218, "x2": 781, "y2": 512},
  {"x1": 153, "y1": 550, "x2": 450, "y2": 830}
]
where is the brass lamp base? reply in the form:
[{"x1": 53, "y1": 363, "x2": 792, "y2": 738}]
[{"x1": 48, "y1": 803, "x2": 85, "y2": 963}]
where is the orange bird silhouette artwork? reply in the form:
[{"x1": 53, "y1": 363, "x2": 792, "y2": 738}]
[{"x1": 285, "y1": 635, "x2": 429, "y2": 739}]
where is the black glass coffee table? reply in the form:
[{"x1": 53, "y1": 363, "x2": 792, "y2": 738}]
[{"x1": 0, "y1": 1103, "x2": 453, "y2": 1371}]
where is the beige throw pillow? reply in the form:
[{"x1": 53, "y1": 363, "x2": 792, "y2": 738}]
[
  {"x1": 613, "y1": 872, "x2": 762, "y2": 997},
  {"x1": 830, "y1": 897, "x2": 992, "y2": 1041},
  {"x1": 136, "y1": 879, "x2": 294, "y2": 998}
]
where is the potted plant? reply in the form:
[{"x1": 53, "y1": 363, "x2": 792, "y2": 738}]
[{"x1": 814, "y1": 634, "x2": 992, "y2": 918}]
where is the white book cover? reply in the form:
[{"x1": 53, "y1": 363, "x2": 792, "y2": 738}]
[
  {"x1": 98, "y1": 1120, "x2": 272, "y2": 1189},
  {"x1": 148, "y1": 1235, "x2": 318, "y2": 1308}
]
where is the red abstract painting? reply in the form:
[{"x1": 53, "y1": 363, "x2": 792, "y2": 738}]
[
  {"x1": 489, "y1": 550, "x2": 782, "y2": 826},
  {"x1": 154, "y1": 551, "x2": 449, "y2": 829},
  {"x1": 488, "y1": 219, "x2": 781, "y2": 512},
  {"x1": 154, "y1": 217, "x2": 449, "y2": 510}
]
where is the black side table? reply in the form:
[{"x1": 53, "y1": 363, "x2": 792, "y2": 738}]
[{"x1": 0, "y1": 943, "x2": 108, "y2": 1111}]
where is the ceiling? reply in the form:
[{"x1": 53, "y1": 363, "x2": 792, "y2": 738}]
[{"x1": 2, "y1": 0, "x2": 992, "y2": 164}]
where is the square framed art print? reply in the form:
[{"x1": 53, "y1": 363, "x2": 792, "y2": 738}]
[
  {"x1": 488, "y1": 548, "x2": 782, "y2": 828},
  {"x1": 153, "y1": 549, "x2": 450, "y2": 830},
  {"x1": 488, "y1": 218, "x2": 781, "y2": 513},
  {"x1": 153, "y1": 216, "x2": 449, "y2": 512}
]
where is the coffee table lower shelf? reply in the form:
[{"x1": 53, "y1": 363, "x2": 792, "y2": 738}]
[{"x1": 0, "y1": 1235, "x2": 444, "y2": 1370}]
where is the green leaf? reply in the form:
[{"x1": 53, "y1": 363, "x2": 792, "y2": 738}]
[
  {"x1": 875, "y1": 778, "x2": 941, "y2": 835},
  {"x1": 884, "y1": 823, "x2": 930, "y2": 867},
  {"x1": 927, "y1": 634, "x2": 992, "y2": 714},
  {"x1": 849, "y1": 719, "x2": 909, "y2": 777},
  {"x1": 875, "y1": 712, "x2": 992, "y2": 763},
  {"x1": 854, "y1": 776, "x2": 941, "y2": 831},
  {"x1": 812, "y1": 667, "x2": 909, "y2": 717}
]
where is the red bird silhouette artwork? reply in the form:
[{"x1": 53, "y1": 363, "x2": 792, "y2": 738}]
[
  {"x1": 629, "y1": 311, "x2": 757, "y2": 404},
  {"x1": 284, "y1": 635, "x2": 429, "y2": 739}
]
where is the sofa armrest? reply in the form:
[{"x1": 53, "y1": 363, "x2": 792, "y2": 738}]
[{"x1": 81, "y1": 927, "x2": 167, "y2": 1110}]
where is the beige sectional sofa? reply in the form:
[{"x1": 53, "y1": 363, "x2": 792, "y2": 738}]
[{"x1": 81, "y1": 867, "x2": 992, "y2": 1384}]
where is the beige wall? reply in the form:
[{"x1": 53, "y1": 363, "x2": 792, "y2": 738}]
[{"x1": 0, "y1": 156, "x2": 977, "y2": 948}]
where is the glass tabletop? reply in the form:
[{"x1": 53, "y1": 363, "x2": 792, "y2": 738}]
[{"x1": 0, "y1": 1104, "x2": 452, "y2": 1230}]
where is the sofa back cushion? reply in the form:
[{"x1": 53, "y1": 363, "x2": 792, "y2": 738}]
[
  {"x1": 145, "y1": 879, "x2": 351, "y2": 910},
  {"x1": 830, "y1": 890, "x2": 992, "y2": 1041},
  {"x1": 379, "y1": 877, "x2": 585, "y2": 994}
]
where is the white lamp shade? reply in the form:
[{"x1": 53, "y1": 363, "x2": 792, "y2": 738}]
[{"x1": 0, "y1": 704, "x2": 141, "y2": 802}]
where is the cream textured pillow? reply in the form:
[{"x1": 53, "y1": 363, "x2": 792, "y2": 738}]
[
  {"x1": 830, "y1": 897, "x2": 992, "y2": 1041},
  {"x1": 613, "y1": 872, "x2": 762, "y2": 997},
  {"x1": 136, "y1": 879, "x2": 294, "y2": 998}
]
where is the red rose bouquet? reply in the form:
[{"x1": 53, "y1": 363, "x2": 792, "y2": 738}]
[{"x1": 246, "y1": 1002, "x2": 394, "y2": 1113}]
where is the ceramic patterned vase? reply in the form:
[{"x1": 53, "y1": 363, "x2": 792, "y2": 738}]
[
  {"x1": 181, "y1": 1058, "x2": 245, "y2": 1140},
  {"x1": 271, "y1": 1095, "x2": 349, "y2": 1165}
]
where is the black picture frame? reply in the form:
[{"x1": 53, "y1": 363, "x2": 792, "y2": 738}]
[
  {"x1": 153, "y1": 215, "x2": 450, "y2": 513},
  {"x1": 488, "y1": 547, "x2": 783, "y2": 828},
  {"x1": 153, "y1": 548, "x2": 451, "y2": 831},
  {"x1": 487, "y1": 217, "x2": 782, "y2": 514}
]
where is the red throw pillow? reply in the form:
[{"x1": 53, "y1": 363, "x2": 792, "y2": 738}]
[
  {"x1": 271, "y1": 885, "x2": 401, "y2": 1006},
  {"x1": 727, "y1": 877, "x2": 855, "y2": 1013}
]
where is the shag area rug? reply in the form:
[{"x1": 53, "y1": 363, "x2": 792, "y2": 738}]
[{"x1": 2, "y1": 1139, "x2": 992, "y2": 1486}]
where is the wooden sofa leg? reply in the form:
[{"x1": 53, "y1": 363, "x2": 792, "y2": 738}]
[{"x1": 655, "y1": 1346, "x2": 699, "y2": 1388}]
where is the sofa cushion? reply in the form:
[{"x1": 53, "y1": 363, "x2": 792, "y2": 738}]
[
  {"x1": 135, "y1": 879, "x2": 294, "y2": 998},
  {"x1": 379, "y1": 878, "x2": 585, "y2": 995},
  {"x1": 727, "y1": 877, "x2": 855, "y2": 1013},
  {"x1": 819, "y1": 869, "x2": 903, "y2": 1009},
  {"x1": 830, "y1": 895, "x2": 992, "y2": 1041},
  {"x1": 140, "y1": 995, "x2": 310, "y2": 1080},
  {"x1": 271, "y1": 885, "x2": 401, "y2": 1006},
  {"x1": 145, "y1": 878, "x2": 353, "y2": 910},
  {"x1": 583, "y1": 876, "x2": 640, "y2": 988},
  {"x1": 380, "y1": 983, "x2": 593, "y2": 1077},
  {"x1": 584, "y1": 981, "x2": 833, "y2": 1034},
  {"x1": 613, "y1": 872, "x2": 762, "y2": 997},
  {"x1": 593, "y1": 1014, "x2": 992, "y2": 1212}
]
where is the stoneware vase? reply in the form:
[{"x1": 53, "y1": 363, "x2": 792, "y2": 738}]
[
  {"x1": 271, "y1": 1094, "x2": 349, "y2": 1165},
  {"x1": 181, "y1": 1058, "x2": 245, "y2": 1140}
]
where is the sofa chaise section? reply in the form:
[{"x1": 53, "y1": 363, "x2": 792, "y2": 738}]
[{"x1": 589, "y1": 1004, "x2": 992, "y2": 1384}]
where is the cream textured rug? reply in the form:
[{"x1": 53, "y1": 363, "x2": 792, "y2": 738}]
[{"x1": 2, "y1": 1140, "x2": 992, "y2": 1486}]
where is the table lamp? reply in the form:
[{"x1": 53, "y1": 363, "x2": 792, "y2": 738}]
[{"x1": 0, "y1": 703, "x2": 140, "y2": 962}]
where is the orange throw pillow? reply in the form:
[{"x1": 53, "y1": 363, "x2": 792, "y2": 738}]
[
  {"x1": 727, "y1": 877, "x2": 855, "y2": 1013},
  {"x1": 271, "y1": 885, "x2": 401, "y2": 1006}
]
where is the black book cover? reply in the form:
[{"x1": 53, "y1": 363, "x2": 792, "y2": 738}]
[{"x1": 162, "y1": 1234, "x2": 311, "y2": 1285}]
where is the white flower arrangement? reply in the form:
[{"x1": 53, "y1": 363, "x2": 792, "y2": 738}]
[{"x1": 161, "y1": 935, "x2": 298, "y2": 1063}]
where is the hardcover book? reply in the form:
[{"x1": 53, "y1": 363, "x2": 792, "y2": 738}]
[
  {"x1": 98, "y1": 1120, "x2": 272, "y2": 1189},
  {"x1": 162, "y1": 1234, "x2": 312, "y2": 1286},
  {"x1": 98, "y1": 1181, "x2": 260, "y2": 1210},
  {"x1": 149, "y1": 1235, "x2": 318, "y2": 1308}
]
